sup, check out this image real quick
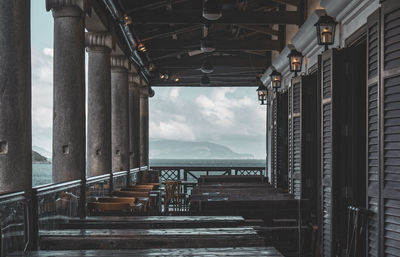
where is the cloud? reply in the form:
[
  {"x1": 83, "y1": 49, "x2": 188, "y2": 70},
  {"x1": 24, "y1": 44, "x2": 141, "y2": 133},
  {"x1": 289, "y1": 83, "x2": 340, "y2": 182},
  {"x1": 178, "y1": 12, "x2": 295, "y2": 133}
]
[
  {"x1": 149, "y1": 87, "x2": 266, "y2": 158},
  {"x1": 31, "y1": 48, "x2": 266, "y2": 158},
  {"x1": 169, "y1": 87, "x2": 180, "y2": 101},
  {"x1": 31, "y1": 48, "x2": 54, "y2": 152}
]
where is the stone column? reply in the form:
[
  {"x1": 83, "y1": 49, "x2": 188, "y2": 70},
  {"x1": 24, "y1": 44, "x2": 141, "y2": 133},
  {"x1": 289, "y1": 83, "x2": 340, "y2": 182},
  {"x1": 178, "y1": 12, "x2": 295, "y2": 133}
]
[
  {"x1": 86, "y1": 32, "x2": 112, "y2": 177},
  {"x1": 111, "y1": 56, "x2": 130, "y2": 172},
  {"x1": 139, "y1": 84, "x2": 149, "y2": 168},
  {"x1": 46, "y1": 0, "x2": 86, "y2": 183},
  {"x1": 0, "y1": 1, "x2": 32, "y2": 193},
  {"x1": 129, "y1": 73, "x2": 141, "y2": 170}
]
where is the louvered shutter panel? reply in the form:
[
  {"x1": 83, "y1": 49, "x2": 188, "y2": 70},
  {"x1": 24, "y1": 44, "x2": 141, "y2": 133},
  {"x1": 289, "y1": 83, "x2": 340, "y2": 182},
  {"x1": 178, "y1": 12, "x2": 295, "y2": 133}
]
[
  {"x1": 381, "y1": 1, "x2": 400, "y2": 256},
  {"x1": 277, "y1": 92, "x2": 289, "y2": 190},
  {"x1": 366, "y1": 8, "x2": 380, "y2": 257},
  {"x1": 320, "y1": 49, "x2": 339, "y2": 257},
  {"x1": 292, "y1": 77, "x2": 302, "y2": 199},
  {"x1": 271, "y1": 97, "x2": 278, "y2": 188},
  {"x1": 288, "y1": 85, "x2": 294, "y2": 194}
]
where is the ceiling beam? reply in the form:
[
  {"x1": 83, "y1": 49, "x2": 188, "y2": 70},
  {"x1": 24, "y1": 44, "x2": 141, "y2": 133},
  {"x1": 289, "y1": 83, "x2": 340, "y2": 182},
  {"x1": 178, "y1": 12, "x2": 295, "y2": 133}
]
[
  {"x1": 236, "y1": 25, "x2": 279, "y2": 36},
  {"x1": 141, "y1": 25, "x2": 202, "y2": 42},
  {"x1": 154, "y1": 56, "x2": 267, "y2": 69},
  {"x1": 271, "y1": 0, "x2": 301, "y2": 7},
  {"x1": 156, "y1": 67, "x2": 263, "y2": 75},
  {"x1": 126, "y1": 0, "x2": 189, "y2": 13},
  {"x1": 146, "y1": 39, "x2": 280, "y2": 51},
  {"x1": 150, "y1": 81, "x2": 259, "y2": 87},
  {"x1": 130, "y1": 11, "x2": 302, "y2": 25}
]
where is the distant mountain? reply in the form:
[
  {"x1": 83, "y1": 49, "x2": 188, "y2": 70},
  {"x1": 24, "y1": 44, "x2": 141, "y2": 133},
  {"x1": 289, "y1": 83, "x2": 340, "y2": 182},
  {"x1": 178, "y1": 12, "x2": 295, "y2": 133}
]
[
  {"x1": 32, "y1": 146, "x2": 51, "y2": 159},
  {"x1": 150, "y1": 139, "x2": 254, "y2": 159},
  {"x1": 32, "y1": 150, "x2": 50, "y2": 163}
]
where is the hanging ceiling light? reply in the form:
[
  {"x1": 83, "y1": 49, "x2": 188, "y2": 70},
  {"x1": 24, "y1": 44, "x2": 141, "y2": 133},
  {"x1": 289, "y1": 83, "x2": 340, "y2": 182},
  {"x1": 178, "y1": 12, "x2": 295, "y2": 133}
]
[
  {"x1": 148, "y1": 87, "x2": 155, "y2": 97},
  {"x1": 203, "y1": 0, "x2": 222, "y2": 21},
  {"x1": 200, "y1": 58, "x2": 214, "y2": 73},
  {"x1": 270, "y1": 70, "x2": 282, "y2": 91},
  {"x1": 200, "y1": 74, "x2": 210, "y2": 86},
  {"x1": 201, "y1": 40, "x2": 216, "y2": 53},
  {"x1": 287, "y1": 48, "x2": 303, "y2": 77},
  {"x1": 137, "y1": 42, "x2": 147, "y2": 52},
  {"x1": 148, "y1": 63, "x2": 155, "y2": 71},
  {"x1": 121, "y1": 15, "x2": 132, "y2": 25},
  {"x1": 314, "y1": 14, "x2": 337, "y2": 51}
]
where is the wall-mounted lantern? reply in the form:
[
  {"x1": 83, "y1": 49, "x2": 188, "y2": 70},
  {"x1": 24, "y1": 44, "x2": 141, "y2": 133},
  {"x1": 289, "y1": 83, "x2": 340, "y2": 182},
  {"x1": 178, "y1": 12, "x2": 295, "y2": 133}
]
[
  {"x1": 270, "y1": 70, "x2": 282, "y2": 91},
  {"x1": 287, "y1": 48, "x2": 303, "y2": 77},
  {"x1": 256, "y1": 83, "x2": 268, "y2": 105},
  {"x1": 315, "y1": 14, "x2": 337, "y2": 51}
]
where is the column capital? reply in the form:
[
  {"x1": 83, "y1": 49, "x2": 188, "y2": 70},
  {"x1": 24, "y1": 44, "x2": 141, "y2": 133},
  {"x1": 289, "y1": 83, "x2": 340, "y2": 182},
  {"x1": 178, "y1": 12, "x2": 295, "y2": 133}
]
[
  {"x1": 129, "y1": 73, "x2": 141, "y2": 87},
  {"x1": 46, "y1": 0, "x2": 87, "y2": 14},
  {"x1": 140, "y1": 85, "x2": 150, "y2": 98},
  {"x1": 85, "y1": 32, "x2": 113, "y2": 52},
  {"x1": 111, "y1": 55, "x2": 130, "y2": 71}
]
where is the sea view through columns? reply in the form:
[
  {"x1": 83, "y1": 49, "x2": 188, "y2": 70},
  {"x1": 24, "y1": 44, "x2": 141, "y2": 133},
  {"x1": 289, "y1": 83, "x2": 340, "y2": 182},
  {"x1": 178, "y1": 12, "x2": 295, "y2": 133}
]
[{"x1": 33, "y1": 159, "x2": 266, "y2": 187}]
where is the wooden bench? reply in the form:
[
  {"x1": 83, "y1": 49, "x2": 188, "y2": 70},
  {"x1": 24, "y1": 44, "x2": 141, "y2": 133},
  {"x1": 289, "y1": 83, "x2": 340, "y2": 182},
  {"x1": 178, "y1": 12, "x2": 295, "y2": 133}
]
[
  {"x1": 112, "y1": 190, "x2": 149, "y2": 197},
  {"x1": 87, "y1": 202, "x2": 134, "y2": 214},
  {"x1": 123, "y1": 185, "x2": 155, "y2": 192},
  {"x1": 87, "y1": 197, "x2": 144, "y2": 215},
  {"x1": 10, "y1": 247, "x2": 284, "y2": 256},
  {"x1": 59, "y1": 216, "x2": 246, "y2": 229},
  {"x1": 199, "y1": 175, "x2": 265, "y2": 184},
  {"x1": 39, "y1": 227, "x2": 266, "y2": 250}
]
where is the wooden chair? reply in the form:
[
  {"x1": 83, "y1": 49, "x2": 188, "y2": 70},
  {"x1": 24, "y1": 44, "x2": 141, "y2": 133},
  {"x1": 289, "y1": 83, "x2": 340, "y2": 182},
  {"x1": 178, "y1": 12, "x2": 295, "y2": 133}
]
[{"x1": 164, "y1": 180, "x2": 181, "y2": 212}]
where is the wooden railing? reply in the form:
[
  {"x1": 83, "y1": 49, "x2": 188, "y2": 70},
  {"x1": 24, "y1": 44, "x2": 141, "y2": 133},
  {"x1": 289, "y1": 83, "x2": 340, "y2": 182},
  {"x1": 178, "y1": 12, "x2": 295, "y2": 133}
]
[{"x1": 151, "y1": 166, "x2": 266, "y2": 182}]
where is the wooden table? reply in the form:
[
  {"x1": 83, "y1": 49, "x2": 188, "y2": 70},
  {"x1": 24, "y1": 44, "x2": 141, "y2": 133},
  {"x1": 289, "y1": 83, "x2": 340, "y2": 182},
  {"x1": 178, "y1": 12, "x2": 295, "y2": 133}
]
[
  {"x1": 60, "y1": 215, "x2": 246, "y2": 229},
  {"x1": 39, "y1": 227, "x2": 265, "y2": 250},
  {"x1": 10, "y1": 247, "x2": 284, "y2": 256}
]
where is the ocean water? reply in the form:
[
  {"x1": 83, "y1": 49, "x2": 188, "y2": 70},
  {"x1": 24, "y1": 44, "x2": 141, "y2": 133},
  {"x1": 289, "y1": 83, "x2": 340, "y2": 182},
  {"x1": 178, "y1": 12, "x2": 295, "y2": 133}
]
[
  {"x1": 33, "y1": 163, "x2": 52, "y2": 187},
  {"x1": 33, "y1": 159, "x2": 266, "y2": 187}
]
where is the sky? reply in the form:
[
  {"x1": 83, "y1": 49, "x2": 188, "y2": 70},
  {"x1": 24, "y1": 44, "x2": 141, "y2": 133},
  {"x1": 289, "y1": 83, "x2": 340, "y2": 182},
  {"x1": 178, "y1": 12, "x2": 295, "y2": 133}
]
[{"x1": 30, "y1": 1, "x2": 267, "y2": 159}]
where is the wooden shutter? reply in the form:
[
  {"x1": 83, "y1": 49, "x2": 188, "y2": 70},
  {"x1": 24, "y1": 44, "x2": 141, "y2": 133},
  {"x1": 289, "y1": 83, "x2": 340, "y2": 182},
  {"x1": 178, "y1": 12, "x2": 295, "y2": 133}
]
[
  {"x1": 277, "y1": 92, "x2": 289, "y2": 190},
  {"x1": 291, "y1": 77, "x2": 302, "y2": 199},
  {"x1": 320, "y1": 49, "x2": 338, "y2": 257},
  {"x1": 271, "y1": 97, "x2": 278, "y2": 188},
  {"x1": 288, "y1": 85, "x2": 294, "y2": 194},
  {"x1": 366, "y1": 8, "x2": 380, "y2": 257},
  {"x1": 381, "y1": 1, "x2": 400, "y2": 256}
]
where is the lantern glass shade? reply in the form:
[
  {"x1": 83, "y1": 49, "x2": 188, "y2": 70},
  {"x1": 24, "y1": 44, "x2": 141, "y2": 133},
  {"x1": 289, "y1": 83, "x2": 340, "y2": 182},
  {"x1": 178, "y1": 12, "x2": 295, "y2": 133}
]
[
  {"x1": 270, "y1": 70, "x2": 281, "y2": 89},
  {"x1": 258, "y1": 91, "x2": 266, "y2": 102},
  {"x1": 315, "y1": 14, "x2": 337, "y2": 46},
  {"x1": 256, "y1": 84, "x2": 267, "y2": 102},
  {"x1": 287, "y1": 49, "x2": 303, "y2": 73}
]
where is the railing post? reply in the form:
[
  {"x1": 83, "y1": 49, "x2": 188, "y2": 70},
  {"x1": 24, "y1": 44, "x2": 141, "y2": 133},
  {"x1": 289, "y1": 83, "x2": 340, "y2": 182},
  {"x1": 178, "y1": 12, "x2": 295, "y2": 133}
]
[
  {"x1": 79, "y1": 178, "x2": 86, "y2": 218},
  {"x1": 183, "y1": 169, "x2": 188, "y2": 194},
  {"x1": 26, "y1": 189, "x2": 38, "y2": 251}
]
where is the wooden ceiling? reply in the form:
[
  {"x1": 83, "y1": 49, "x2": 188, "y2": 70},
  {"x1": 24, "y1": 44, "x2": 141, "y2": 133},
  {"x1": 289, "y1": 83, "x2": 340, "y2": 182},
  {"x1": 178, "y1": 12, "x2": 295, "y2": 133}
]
[{"x1": 107, "y1": 0, "x2": 304, "y2": 87}]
